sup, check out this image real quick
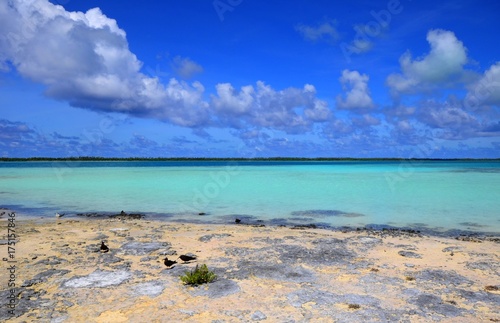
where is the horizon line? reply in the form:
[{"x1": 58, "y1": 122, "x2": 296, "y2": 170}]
[{"x1": 1, "y1": 157, "x2": 500, "y2": 162}]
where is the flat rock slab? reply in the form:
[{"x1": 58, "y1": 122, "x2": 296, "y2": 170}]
[
  {"x1": 35, "y1": 256, "x2": 68, "y2": 266},
  {"x1": 199, "y1": 233, "x2": 233, "y2": 242},
  {"x1": 129, "y1": 281, "x2": 166, "y2": 298},
  {"x1": 250, "y1": 310, "x2": 267, "y2": 321},
  {"x1": 119, "y1": 241, "x2": 171, "y2": 256},
  {"x1": 398, "y1": 251, "x2": 422, "y2": 258},
  {"x1": 409, "y1": 294, "x2": 465, "y2": 317},
  {"x1": 22, "y1": 269, "x2": 71, "y2": 287},
  {"x1": 62, "y1": 270, "x2": 132, "y2": 288},
  {"x1": 188, "y1": 279, "x2": 240, "y2": 298},
  {"x1": 229, "y1": 262, "x2": 316, "y2": 283},
  {"x1": 415, "y1": 269, "x2": 473, "y2": 287},
  {"x1": 99, "y1": 253, "x2": 125, "y2": 265},
  {"x1": 455, "y1": 288, "x2": 500, "y2": 306},
  {"x1": 287, "y1": 289, "x2": 381, "y2": 308}
]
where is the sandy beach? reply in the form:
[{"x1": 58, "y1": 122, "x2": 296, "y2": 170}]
[{"x1": 1, "y1": 214, "x2": 499, "y2": 322}]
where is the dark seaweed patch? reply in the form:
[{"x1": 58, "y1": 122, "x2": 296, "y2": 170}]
[{"x1": 459, "y1": 222, "x2": 486, "y2": 228}]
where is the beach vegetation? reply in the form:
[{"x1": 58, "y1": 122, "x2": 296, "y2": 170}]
[{"x1": 180, "y1": 264, "x2": 217, "y2": 286}]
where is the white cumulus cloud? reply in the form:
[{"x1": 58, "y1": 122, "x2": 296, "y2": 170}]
[
  {"x1": 171, "y1": 56, "x2": 204, "y2": 79},
  {"x1": 336, "y1": 70, "x2": 375, "y2": 110},
  {"x1": 211, "y1": 81, "x2": 332, "y2": 132},
  {"x1": 387, "y1": 29, "x2": 469, "y2": 94},
  {"x1": 0, "y1": 0, "x2": 209, "y2": 127},
  {"x1": 296, "y1": 20, "x2": 340, "y2": 43},
  {"x1": 465, "y1": 62, "x2": 500, "y2": 108}
]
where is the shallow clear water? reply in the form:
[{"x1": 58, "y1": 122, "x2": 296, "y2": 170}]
[{"x1": 1, "y1": 160, "x2": 499, "y2": 233}]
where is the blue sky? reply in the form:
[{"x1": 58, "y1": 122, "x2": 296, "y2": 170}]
[{"x1": 1, "y1": 0, "x2": 499, "y2": 158}]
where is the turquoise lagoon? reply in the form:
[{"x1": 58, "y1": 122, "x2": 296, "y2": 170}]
[{"x1": 1, "y1": 160, "x2": 499, "y2": 234}]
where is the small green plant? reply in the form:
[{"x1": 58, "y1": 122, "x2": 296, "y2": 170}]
[{"x1": 180, "y1": 264, "x2": 217, "y2": 286}]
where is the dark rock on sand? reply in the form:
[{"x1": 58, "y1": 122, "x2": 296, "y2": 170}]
[
  {"x1": 291, "y1": 224, "x2": 318, "y2": 230},
  {"x1": 455, "y1": 288, "x2": 500, "y2": 307},
  {"x1": 158, "y1": 249, "x2": 177, "y2": 256},
  {"x1": 22, "y1": 269, "x2": 71, "y2": 287},
  {"x1": 347, "y1": 236, "x2": 382, "y2": 252},
  {"x1": 288, "y1": 289, "x2": 381, "y2": 308},
  {"x1": 76, "y1": 212, "x2": 145, "y2": 219},
  {"x1": 250, "y1": 310, "x2": 267, "y2": 321},
  {"x1": 408, "y1": 293, "x2": 465, "y2": 317},
  {"x1": 398, "y1": 251, "x2": 422, "y2": 259},
  {"x1": 228, "y1": 262, "x2": 316, "y2": 283},
  {"x1": 110, "y1": 211, "x2": 145, "y2": 219},
  {"x1": 140, "y1": 256, "x2": 157, "y2": 262},
  {"x1": 188, "y1": 278, "x2": 240, "y2": 299},
  {"x1": 225, "y1": 238, "x2": 356, "y2": 270},
  {"x1": 160, "y1": 264, "x2": 187, "y2": 277},
  {"x1": 414, "y1": 269, "x2": 473, "y2": 287},
  {"x1": 199, "y1": 233, "x2": 233, "y2": 242},
  {"x1": 35, "y1": 256, "x2": 68, "y2": 266},
  {"x1": 281, "y1": 240, "x2": 356, "y2": 266},
  {"x1": 466, "y1": 261, "x2": 499, "y2": 275},
  {"x1": 287, "y1": 289, "x2": 407, "y2": 322},
  {"x1": 100, "y1": 254, "x2": 124, "y2": 265},
  {"x1": 442, "y1": 246, "x2": 462, "y2": 253}
]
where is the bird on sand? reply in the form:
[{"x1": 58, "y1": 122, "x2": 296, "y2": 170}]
[
  {"x1": 163, "y1": 257, "x2": 177, "y2": 267},
  {"x1": 100, "y1": 241, "x2": 109, "y2": 253},
  {"x1": 55, "y1": 212, "x2": 65, "y2": 218},
  {"x1": 235, "y1": 218, "x2": 241, "y2": 224},
  {"x1": 178, "y1": 254, "x2": 197, "y2": 262}
]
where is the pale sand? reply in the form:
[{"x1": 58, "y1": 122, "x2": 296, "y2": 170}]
[{"x1": 1, "y1": 217, "x2": 499, "y2": 322}]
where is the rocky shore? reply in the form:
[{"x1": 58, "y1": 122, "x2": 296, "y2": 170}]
[{"x1": 1, "y1": 216, "x2": 499, "y2": 322}]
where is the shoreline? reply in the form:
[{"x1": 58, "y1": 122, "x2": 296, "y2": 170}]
[
  {"x1": 1, "y1": 215, "x2": 499, "y2": 322},
  {"x1": 3, "y1": 209, "x2": 500, "y2": 240}
]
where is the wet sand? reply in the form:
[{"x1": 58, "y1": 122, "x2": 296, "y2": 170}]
[{"x1": 1, "y1": 216, "x2": 499, "y2": 322}]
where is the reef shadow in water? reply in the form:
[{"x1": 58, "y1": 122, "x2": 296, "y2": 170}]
[
  {"x1": 459, "y1": 222, "x2": 486, "y2": 228},
  {"x1": 449, "y1": 168, "x2": 500, "y2": 173},
  {"x1": 291, "y1": 209, "x2": 365, "y2": 218}
]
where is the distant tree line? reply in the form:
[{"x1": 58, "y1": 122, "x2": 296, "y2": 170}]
[{"x1": 0, "y1": 157, "x2": 498, "y2": 162}]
